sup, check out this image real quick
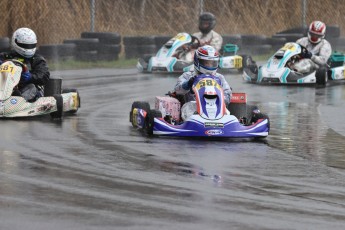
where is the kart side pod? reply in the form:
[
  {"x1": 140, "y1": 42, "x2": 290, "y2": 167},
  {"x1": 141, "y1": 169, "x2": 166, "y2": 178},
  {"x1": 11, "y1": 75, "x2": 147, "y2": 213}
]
[{"x1": 155, "y1": 96, "x2": 181, "y2": 122}]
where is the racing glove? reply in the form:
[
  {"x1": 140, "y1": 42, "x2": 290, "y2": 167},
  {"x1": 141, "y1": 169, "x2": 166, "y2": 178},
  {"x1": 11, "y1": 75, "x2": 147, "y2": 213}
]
[
  {"x1": 224, "y1": 95, "x2": 230, "y2": 107},
  {"x1": 302, "y1": 49, "x2": 313, "y2": 59},
  {"x1": 21, "y1": 70, "x2": 32, "y2": 83},
  {"x1": 182, "y1": 76, "x2": 196, "y2": 90}
]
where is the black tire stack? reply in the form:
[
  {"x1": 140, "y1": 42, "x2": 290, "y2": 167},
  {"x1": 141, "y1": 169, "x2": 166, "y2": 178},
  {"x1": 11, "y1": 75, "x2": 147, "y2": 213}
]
[
  {"x1": 0, "y1": 37, "x2": 10, "y2": 53},
  {"x1": 80, "y1": 32, "x2": 121, "y2": 61},
  {"x1": 123, "y1": 36, "x2": 156, "y2": 59},
  {"x1": 38, "y1": 43, "x2": 76, "y2": 61},
  {"x1": 272, "y1": 26, "x2": 307, "y2": 45},
  {"x1": 38, "y1": 32, "x2": 121, "y2": 62},
  {"x1": 63, "y1": 38, "x2": 99, "y2": 62},
  {"x1": 238, "y1": 34, "x2": 272, "y2": 55},
  {"x1": 154, "y1": 35, "x2": 172, "y2": 49}
]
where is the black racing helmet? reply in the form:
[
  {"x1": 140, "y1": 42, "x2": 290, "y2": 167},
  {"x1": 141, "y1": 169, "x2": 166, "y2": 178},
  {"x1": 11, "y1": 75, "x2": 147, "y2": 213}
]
[{"x1": 198, "y1": 12, "x2": 216, "y2": 34}]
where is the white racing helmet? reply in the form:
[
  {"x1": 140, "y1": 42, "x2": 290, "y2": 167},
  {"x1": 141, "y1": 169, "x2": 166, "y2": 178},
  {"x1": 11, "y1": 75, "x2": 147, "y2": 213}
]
[
  {"x1": 308, "y1": 21, "x2": 326, "y2": 44},
  {"x1": 194, "y1": 45, "x2": 219, "y2": 75},
  {"x1": 11, "y1": 27, "x2": 37, "y2": 58}
]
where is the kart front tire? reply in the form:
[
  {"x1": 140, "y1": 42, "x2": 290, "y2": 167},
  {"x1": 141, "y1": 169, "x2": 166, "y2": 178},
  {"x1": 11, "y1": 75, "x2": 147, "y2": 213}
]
[
  {"x1": 130, "y1": 101, "x2": 150, "y2": 126},
  {"x1": 145, "y1": 109, "x2": 162, "y2": 135},
  {"x1": 316, "y1": 67, "x2": 328, "y2": 86},
  {"x1": 239, "y1": 55, "x2": 256, "y2": 73},
  {"x1": 62, "y1": 88, "x2": 80, "y2": 114}
]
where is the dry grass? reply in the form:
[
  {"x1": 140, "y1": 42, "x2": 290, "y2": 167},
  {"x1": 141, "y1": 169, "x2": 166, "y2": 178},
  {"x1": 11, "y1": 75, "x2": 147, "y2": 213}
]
[{"x1": 0, "y1": 0, "x2": 344, "y2": 45}]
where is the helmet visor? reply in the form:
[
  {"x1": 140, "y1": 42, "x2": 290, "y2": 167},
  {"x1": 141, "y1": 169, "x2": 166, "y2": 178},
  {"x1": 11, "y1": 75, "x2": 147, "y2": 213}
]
[
  {"x1": 199, "y1": 59, "x2": 218, "y2": 69},
  {"x1": 15, "y1": 39, "x2": 36, "y2": 49},
  {"x1": 309, "y1": 32, "x2": 324, "y2": 42}
]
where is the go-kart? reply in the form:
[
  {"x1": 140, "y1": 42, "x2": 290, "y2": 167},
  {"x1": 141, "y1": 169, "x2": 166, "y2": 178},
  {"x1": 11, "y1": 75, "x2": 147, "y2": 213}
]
[
  {"x1": 130, "y1": 74, "x2": 269, "y2": 138},
  {"x1": 0, "y1": 59, "x2": 80, "y2": 119},
  {"x1": 243, "y1": 42, "x2": 345, "y2": 85},
  {"x1": 137, "y1": 32, "x2": 245, "y2": 73}
]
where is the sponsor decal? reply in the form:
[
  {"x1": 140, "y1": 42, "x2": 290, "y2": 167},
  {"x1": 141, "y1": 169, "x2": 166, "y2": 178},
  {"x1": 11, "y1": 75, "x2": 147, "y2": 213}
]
[
  {"x1": 136, "y1": 117, "x2": 142, "y2": 126},
  {"x1": 205, "y1": 129, "x2": 224, "y2": 136},
  {"x1": 10, "y1": 98, "x2": 17, "y2": 104},
  {"x1": 37, "y1": 104, "x2": 53, "y2": 112},
  {"x1": 204, "y1": 122, "x2": 224, "y2": 127}
]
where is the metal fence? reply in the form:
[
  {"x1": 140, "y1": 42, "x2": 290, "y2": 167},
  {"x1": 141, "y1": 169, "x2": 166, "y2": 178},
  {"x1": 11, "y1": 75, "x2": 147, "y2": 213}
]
[
  {"x1": 0, "y1": 0, "x2": 344, "y2": 45},
  {"x1": 1, "y1": 0, "x2": 345, "y2": 59}
]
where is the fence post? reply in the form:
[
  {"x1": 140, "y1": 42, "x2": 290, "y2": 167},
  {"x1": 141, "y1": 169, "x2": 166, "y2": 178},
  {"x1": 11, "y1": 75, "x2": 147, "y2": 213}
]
[
  {"x1": 302, "y1": 0, "x2": 307, "y2": 27},
  {"x1": 90, "y1": 0, "x2": 95, "y2": 32},
  {"x1": 199, "y1": 0, "x2": 204, "y2": 15}
]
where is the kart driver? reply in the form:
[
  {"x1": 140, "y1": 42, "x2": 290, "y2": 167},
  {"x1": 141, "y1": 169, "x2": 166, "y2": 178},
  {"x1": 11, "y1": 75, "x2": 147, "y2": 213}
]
[
  {"x1": 193, "y1": 12, "x2": 223, "y2": 52},
  {"x1": 174, "y1": 45, "x2": 232, "y2": 120},
  {"x1": 0, "y1": 27, "x2": 50, "y2": 102},
  {"x1": 294, "y1": 20, "x2": 332, "y2": 73}
]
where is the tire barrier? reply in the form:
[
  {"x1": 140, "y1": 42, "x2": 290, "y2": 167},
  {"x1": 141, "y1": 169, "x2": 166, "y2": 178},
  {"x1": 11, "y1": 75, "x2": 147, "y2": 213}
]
[
  {"x1": 63, "y1": 38, "x2": 99, "y2": 61},
  {"x1": 154, "y1": 35, "x2": 172, "y2": 48},
  {"x1": 123, "y1": 36, "x2": 156, "y2": 59},
  {"x1": 0, "y1": 37, "x2": 10, "y2": 53},
  {"x1": 37, "y1": 43, "x2": 76, "y2": 61},
  {"x1": 38, "y1": 32, "x2": 122, "y2": 62},
  {"x1": 35, "y1": 24, "x2": 345, "y2": 62}
]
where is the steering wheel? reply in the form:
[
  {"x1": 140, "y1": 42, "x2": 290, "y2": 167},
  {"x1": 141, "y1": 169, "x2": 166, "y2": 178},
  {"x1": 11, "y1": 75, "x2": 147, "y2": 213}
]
[
  {"x1": 190, "y1": 35, "x2": 201, "y2": 49},
  {"x1": 5, "y1": 59, "x2": 28, "y2": 72},
  {"x1": 298, "y1": 44, "x2": 310, "y2": 59}
]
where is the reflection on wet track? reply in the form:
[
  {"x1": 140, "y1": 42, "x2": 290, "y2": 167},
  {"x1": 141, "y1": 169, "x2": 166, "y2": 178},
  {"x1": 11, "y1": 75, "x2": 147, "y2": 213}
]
[{"x1": 1, "y1": 69, "x2": 345, "y2": 229}]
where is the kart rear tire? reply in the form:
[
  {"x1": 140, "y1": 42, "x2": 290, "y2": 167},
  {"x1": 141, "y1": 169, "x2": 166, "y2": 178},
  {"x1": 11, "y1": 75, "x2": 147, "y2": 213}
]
[
  {"x1": 130, "y1": 101, "x2": 150, "y2": 126},
  {"x1": 145, "y1": 109, "x2": 162, "y2": 135},
  {"x1": 228, "y1": 103, "x2": 247, "y2": 121},
  {"x1": 44, "y1": 78, "x2": 62, "y2": 96},
  {"x1": 50, "y1": 94, "x2": 63, "y2": 119},
  {"x1": 62, "y1": 88, "x2": 80, "y2": 114},
  {"x1": 228, "y1": 104, "x2": 265, "y2": 125},
  {"x1": 316, "y1": 67, "x2": 328, "y2": 86},
  {"x1": 245, "y1": 105, "x2": 259, "y2": 125},
  {"x1": 238, "y1": 55, "x2": 257, "y2": 74}
]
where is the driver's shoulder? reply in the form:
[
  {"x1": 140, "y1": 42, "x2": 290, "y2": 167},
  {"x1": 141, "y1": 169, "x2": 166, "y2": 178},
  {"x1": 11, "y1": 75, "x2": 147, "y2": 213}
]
[
  {"x1": 211, "y1": 30, "x2": 222, "y2": 37},
  {"x1": 296, "y1": 37, "x2": 308, "y2": 44},
  {"x1": 321, "y1": 39, "x2": 332, "y2": 48},
  {"x1": 214, "y1": 72, "x2": 225, "y2": 78},
  {"x1": 180, "y1": 70, "x2": 194, "y2": 78}
]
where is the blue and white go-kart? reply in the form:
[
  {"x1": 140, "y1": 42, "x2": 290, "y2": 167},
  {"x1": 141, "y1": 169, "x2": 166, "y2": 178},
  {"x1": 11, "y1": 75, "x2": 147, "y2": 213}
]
[{"x1": 130, "y1": 74, "x2": 270, "y2": 138}]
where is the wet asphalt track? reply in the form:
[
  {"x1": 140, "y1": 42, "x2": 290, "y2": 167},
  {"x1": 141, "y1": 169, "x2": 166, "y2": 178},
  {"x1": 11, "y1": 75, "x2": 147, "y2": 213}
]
[{"x1": 1, "y1": 67, "x2": 345, "y2": 230}]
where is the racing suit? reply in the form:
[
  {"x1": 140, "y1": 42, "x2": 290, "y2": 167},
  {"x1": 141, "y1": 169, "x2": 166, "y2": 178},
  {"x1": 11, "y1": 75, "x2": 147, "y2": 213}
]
[
  {"x1": 295, "y1": 37, "x2": 332, "y2": 73},
  {"x1": 0, "y1": 51, "x2": 50, "y2": 101},
  {"x1": 193, "y1": 30, "x2": 223, "y2": 52},
  {"x1": 174, "y1": 70, "x2": 232, "y2": 120}
]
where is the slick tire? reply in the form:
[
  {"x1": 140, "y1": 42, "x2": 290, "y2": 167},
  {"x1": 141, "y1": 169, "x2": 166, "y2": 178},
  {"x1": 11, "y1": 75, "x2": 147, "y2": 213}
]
[
  {"x1": 145, "y1": 109, "x2": 162, "y2": 135},
  {"x1": 130, "y1": 101, "x2": 150, "y2": 126},
  {"x1": 315, "y1": 67, "x2": 328, "y2": 86},
  {"x1": 62, "y1": 88, "x2": 80, "y2": 114}
]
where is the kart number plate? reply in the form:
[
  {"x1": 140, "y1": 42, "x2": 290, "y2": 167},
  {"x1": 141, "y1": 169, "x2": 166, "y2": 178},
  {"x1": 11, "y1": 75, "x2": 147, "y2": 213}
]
[
  {"x1": 0, "y1": 64, "x2": 15, "y2": 74},
  {"x1": 234, "y1": 57, "x2": 242, "y2": 68},
  {"x1": 175, "y1": 34, "x2": 187, "y2": 41},
  {"x1": 196, "y1": 79, "x2": 220, "y2": 90}
]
